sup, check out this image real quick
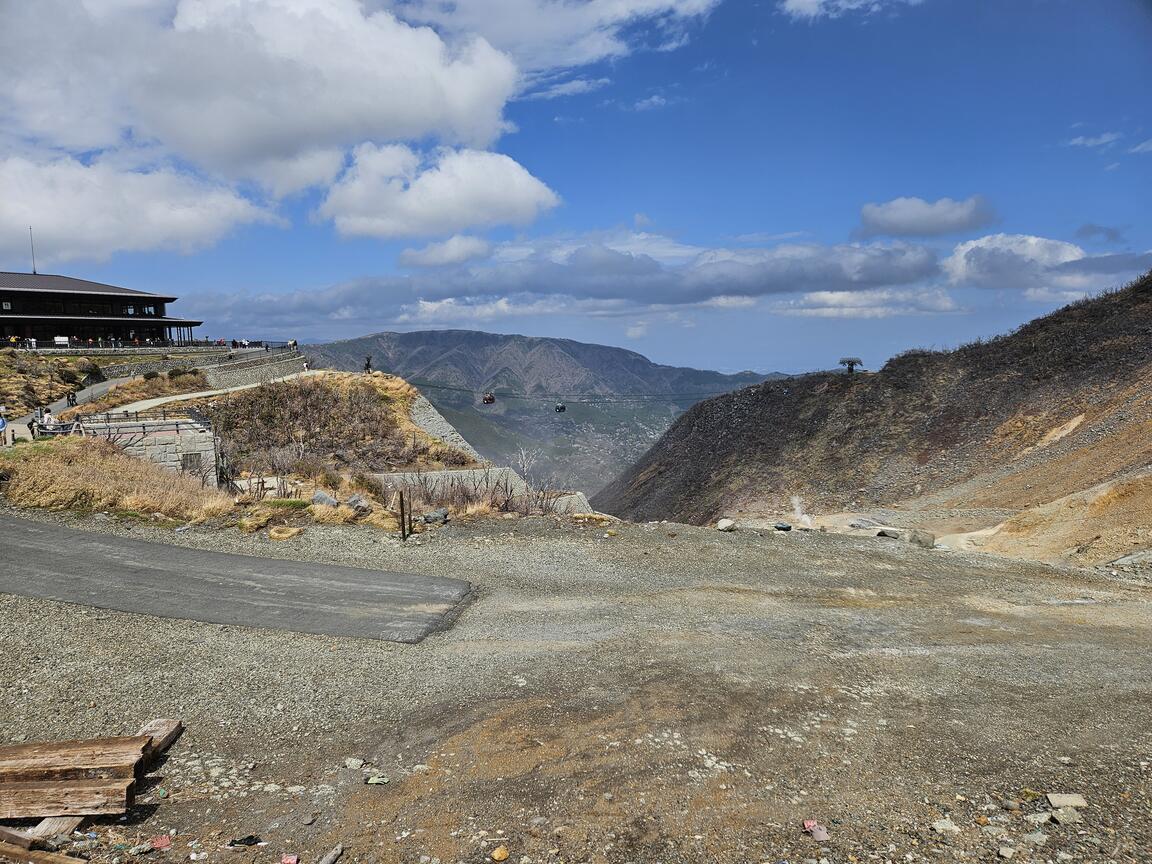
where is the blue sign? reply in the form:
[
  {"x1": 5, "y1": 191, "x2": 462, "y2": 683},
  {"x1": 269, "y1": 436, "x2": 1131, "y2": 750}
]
[{"x1": 0, "y1": 417, "x2": 7, "y2": 431}]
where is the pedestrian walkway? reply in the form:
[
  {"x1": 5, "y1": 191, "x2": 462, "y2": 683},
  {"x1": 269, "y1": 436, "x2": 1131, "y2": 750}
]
[{"x1": 10, "y1": 374, "x2": 141, "y2": 441}]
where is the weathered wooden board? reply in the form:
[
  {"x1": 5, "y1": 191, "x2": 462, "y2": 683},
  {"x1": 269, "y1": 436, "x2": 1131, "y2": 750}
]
[
  {"x1": 0, "y1": 737, "x2": 148, "y2": 783},
  {"x1": 0, "y1": 778, "x2": 133, "y2": 820},
  {"x1": 21, "y1": 819, "x2": 82, "y2": 842},
  {"x1": 137, "y1": 720, "x2": 183, "y2": 763},
  {"x1": 0, "y1": 829, "x2": 34, "y2": 851}
]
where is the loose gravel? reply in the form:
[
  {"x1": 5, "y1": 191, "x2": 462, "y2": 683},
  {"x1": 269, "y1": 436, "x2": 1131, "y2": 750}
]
[{"x1": 2, "y1": 505, "x2": 1150, "y2": 863}]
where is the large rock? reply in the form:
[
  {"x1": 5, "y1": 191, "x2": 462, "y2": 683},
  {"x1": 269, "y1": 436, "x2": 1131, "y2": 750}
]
[
  {"x1": 551, "y1": 492, "x2": 592, "y2": 515},
  {"x1": 716, "y1": 518, "x2": 737, "y2": 532},
  {"x1": 876, "y1": 527, "x2": 936, "y2": 549},
  {"x1": 312, "y1": 490, "x2": 339, "y2": 508}
]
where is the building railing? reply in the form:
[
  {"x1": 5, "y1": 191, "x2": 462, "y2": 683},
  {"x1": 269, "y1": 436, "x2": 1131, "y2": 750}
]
[{"x1": 9, "y1": 339, "x2": 292, "y2": 353}]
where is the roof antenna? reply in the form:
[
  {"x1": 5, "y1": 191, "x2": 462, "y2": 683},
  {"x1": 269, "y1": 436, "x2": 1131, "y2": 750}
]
[{"x1": 28, "y1": 226, "x2": 37, "y2": 275}]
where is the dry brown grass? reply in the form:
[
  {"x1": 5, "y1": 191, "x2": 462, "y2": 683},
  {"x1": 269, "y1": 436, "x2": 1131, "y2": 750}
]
[
  {"x1": 309, "y1": 503, "x2": 359, "y2": 524},
  {"x1": 0, "y1": 437, "x2": 232, "y2": 521},
  {"x1": 0, "y1": 349, "x2": 97, "y2": 415},
  {"x1": 62, "y1": 370, "x2": 208, "y2": 419}
]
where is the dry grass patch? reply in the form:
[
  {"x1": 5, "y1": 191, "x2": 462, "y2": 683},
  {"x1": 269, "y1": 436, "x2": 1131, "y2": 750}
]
[
  {"x1": 62, "y1": 369, "x2": 208, "y2": 418},
  {"x1": 0, "y1": 437, "x2": 232, "y2": 522},
  {"x1": 0, "y1": 349, "x2": 97, "y2": 415},
  {"x1": 309, "y1": 503, "x2": 359, "y2": 524}
]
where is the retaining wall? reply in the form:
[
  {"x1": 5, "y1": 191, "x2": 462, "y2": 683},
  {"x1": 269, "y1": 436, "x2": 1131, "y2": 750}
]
[
  {"x1": 101, "y1": 352, "x2": 237, "y2": 379},
  {"x1": 370, "y1": 466, "x2": 530, "y2": 499},
  {"x1": 86, "y1": 423, "x2": 219, "y2": 482},
  {"x1": 202, "y1": 353, "x2": 307, "y2": 389}
]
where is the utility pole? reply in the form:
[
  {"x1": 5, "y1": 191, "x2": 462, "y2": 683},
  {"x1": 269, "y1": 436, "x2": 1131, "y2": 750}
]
[{"x1": 28, "y1": 227, "x2": 37, "y2": 274}]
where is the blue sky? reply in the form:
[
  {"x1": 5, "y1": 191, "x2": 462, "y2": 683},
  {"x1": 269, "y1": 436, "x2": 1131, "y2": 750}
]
[{"x1": 1, "y1": 0, "x2": 1150, "y2": 373}]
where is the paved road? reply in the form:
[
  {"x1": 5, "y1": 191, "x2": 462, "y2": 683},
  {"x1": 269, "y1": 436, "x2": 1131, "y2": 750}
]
[{"x1": 0, "y1": 515, "x2": 471, "y2": 643}]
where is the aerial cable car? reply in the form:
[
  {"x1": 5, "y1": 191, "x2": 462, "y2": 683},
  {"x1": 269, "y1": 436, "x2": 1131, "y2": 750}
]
[
  {"x1": 482, "y1": 392, "x2": 496, "y2": 404},
  {"x1": 554, "y1": 401, "x2": 566, "y2": 413}
]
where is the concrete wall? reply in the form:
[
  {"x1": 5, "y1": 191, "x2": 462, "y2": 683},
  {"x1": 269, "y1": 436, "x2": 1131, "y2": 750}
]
[
  {"x1": 87, "y1": 423, "x2": 219, "y2": 482},
  {"x1": 101, "y1": 351, "x2": 239, "y2": 379},
  {"x1": 202, "y1": 353, "x2": 307, "y2": 389}
]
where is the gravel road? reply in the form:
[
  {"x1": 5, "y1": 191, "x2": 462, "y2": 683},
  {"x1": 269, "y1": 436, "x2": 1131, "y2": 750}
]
[{"x1": 2, "y1": 505, "x2": 1150, "y2": 863}]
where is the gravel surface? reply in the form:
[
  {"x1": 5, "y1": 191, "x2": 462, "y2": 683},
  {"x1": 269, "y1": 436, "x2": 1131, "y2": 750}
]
[{"x1": 2, "y1": 505, "x2": 1151, "y2": 863}]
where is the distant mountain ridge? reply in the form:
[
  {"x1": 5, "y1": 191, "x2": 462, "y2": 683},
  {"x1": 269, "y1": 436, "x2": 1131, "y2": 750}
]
[
  {"x1": 307, "y1": 329, "x2": 766, "y2": 397},
  {"x1": 306, "y1": 330, "x2": 775, "y2": 493}
]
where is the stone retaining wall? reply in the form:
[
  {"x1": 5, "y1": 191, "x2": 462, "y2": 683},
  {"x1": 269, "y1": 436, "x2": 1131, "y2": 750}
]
[
  {"x1": 370, "y1": 466, "x2": 530, "y2": 500},
  {"x1": 202, "y1": 353, "x2": 307, "y2": 389},
  {"x1": 87, "y1": 423, "x2": 219, "y2": 482},
  {"x1": 101, "y1": 352, "x2": 237, "y2": 379}
]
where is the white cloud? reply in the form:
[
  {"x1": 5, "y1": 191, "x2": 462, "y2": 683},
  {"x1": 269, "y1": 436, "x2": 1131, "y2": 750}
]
[
  {"x1": 400, "y1": 235, "x2": 492, "y2": 267},
  {"x1": 0, "y1": 0, "x2": 519, "y2": 182},
  {"x1": 633, "y1": 94, "x2": 669, "y2": 111},
  {"x1": 391, "y1": 0, "x2": 720, "y2": 72},
  {"x1": 394, "y1": 295, "x2": 630, "y2": 324},
  {"x1": 318, "y1": 144, "x2": 560, "y2": 239},
  {"x1": 1130, "y1": 138, "x2": 1152, "y2": 154},
  {"x1": 777, "y1": 287, "x2": 956, "y2": 318},
  {"x1": 944, "y1": 233, "x2": 1084, "y2": 289},
  {"x1": 0, "y1": 155, "x2": 275, "y2": 265},
  {"x1": 522, "y1": 77, "x2": 611, "y2": 101},
  {"x1": 1066, "y1": 132, "x2": 1122, "y2": 148},
  {"x1": 625, "y1": 321, "x2": 649, "y2": 338},
  {"x1": 858, "y1": 195, "x2": 995, "y2": 237},
  {"x1": 778, "y1": 0, "x2": 924, "y2": 21}
]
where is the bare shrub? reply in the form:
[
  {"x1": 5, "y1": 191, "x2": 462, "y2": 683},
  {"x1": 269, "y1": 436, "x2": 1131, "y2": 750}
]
[{"x1": 0, "y1": 437, "x2": 232, "y2": 522}]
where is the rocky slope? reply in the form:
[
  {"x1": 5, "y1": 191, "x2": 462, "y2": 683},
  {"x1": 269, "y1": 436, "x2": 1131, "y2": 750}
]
[
  {"x1": 307, "y1": 330, "x2": 773, "y2": 493},
  {"x1": 594, "y1": 270, "x2": 1152, "y2": 544}
]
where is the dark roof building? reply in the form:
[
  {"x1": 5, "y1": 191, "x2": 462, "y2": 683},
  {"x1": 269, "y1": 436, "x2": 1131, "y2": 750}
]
[{"x1": 0, "y1": 272, "x2": 202, "y2": 345}]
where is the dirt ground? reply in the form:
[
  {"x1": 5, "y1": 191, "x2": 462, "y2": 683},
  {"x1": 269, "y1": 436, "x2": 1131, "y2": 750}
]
[{"x1": 2, "y1": 511, "x2": 1151, "y2": 863}]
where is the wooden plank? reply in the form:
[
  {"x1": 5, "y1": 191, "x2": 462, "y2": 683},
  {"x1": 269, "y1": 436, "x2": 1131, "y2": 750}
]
[
  {"x1": 0, "y1": 778, "x2": 133, "y2": 820},
  {"x1": 0, "y1": 830, "x2": 34, "y2": 851},
  {"x1": 21, "y1": 820, "x2": 82, "y2": 842},
  {"x1": 0, "y1": 840, "x2": 84, "y2": 864},
  {"x1": 0, "y1": 738, "x2": 147, "y2": 784},
  {"x1": 136, "y1": 719, "x2": 183, "y2": 762}
]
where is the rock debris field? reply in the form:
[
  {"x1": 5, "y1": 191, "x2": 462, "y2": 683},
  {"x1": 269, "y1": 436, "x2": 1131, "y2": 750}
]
[{"x1": 2, "y1": 506, "x2": 1150, "y2": 863}]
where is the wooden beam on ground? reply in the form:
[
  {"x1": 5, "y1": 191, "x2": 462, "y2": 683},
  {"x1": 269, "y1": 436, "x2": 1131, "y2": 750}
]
[
  {"x1": 0, "y1": 839, "x2": 85, "y2": 864},
  {"x1": 0, "y1": 829, "x2": 34, "y2": 851},
  {"x1": 20, "y1": 820, "x2": 82, "y2": 842},
  {"x1": 0, "y1": 779, "x2": 133, "y2": 820},
  {"x1": 0, "y1": 737, "x2": 149, "y2": 784},
  {"x1": 136, "y1": 719, "x2": 183, "y2": 764}
]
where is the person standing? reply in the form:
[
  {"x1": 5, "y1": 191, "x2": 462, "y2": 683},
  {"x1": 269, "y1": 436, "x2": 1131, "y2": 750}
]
[{"x1": 364, "y1": 355, "x2": 373, "y2": 373}]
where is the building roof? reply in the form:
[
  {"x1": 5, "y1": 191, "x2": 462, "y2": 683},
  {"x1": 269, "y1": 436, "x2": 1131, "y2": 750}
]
[
  {"x1": 0, "y1": 272, "x2": 177, "y2": 301},
  {"x1": 0, "y1": 314, "x2": 203, "y2": 325}
]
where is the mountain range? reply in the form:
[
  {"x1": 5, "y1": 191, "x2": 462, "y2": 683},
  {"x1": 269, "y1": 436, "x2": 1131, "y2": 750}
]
[{"x1": 306, "y1": 329, "x2": 773, "y2": 493}]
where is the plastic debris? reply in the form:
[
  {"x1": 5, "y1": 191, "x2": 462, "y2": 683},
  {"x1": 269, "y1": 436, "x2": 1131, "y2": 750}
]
[
  {"x1": 365, "y1": 775, "x2": 390, "y2": 785},
  {"x1": 151, "y1": 836, "x2": 172, "y2": 851},
  {"x1": 802, "y1": 819, "x2": 830, "y2": 841},
  {"x1": 491, "y1": 846, "x2": 510, "y2": 862},
  {"x1": 226, "y1": 836, "x2": 264, "y2": 848},
  {"x1": 282, "y1": 855, "x2": 299, "y2": 864}
]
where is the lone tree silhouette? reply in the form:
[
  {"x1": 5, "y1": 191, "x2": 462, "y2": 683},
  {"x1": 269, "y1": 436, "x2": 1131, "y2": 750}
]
[{"x1": 839, "y1": 356, "x2": 863, "y2": 374}]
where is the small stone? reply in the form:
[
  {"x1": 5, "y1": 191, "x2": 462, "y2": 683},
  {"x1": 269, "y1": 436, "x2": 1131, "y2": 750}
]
[
  {"x1": 344, "y1": 758, "x2": 365, "y2": 770},
  {"x1": 1024, "y1": 812, "x2": 1051, "y2": 825},
  {"x1": 716, "y1": 518, "x2": 737, "y2": 532},
  {"x1": 1045, "y1": 793, "x2": 1087, "y2": 809},
  {"x1": 1052, "y1": 807, "x2": 1082, "y2": 824},
  {"x1": 997, "y1": 847, "x2": 1015, "y2": 860},
  {"x1": 491, "y1": 847, "x2": 509, "y2": 862},
  {"x1": 931, "y1": 818, "x2": 959, "y2": 835},
  {"x1": 1001, "y1": 800, "x2": 1021, "y2": 811},
  {"x1": 602, "y1": 793, "x2": 613, "y2": 801},
  {"x1": 300, "y1": 814, "x2": 317, "y2": 826},
  {"x1": 1022, "y1": 831, "x2": 1047, "y2": 846}
]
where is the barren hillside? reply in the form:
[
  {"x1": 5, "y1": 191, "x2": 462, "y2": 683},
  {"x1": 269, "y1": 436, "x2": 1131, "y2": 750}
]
[{"x1": 594, "y1": 271, "x2": 1152, "y2": 540}]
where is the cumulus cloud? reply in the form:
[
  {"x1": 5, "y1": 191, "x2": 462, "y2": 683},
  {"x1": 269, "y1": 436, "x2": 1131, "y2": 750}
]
[
  {"x1": 400, "y1": 235, "x2": 493, "y2": 267},
  {"x1": 318, "y1": 145, "x2": 560, "y2": 239},
  {"x1": 1066, "y1": 132, "x2": 1122, "y2": 149},
  {"x1": 0, "y1": 0, "x2": 519, "y2": 182},
  {"x1": 626, "y1": 321, "x2": 649, "y2": 339},
  {"x1": 944, "y1": 233, "x2": 1150, "y2": 300},
  {"x1": 0, "y1": 155, "x2": 276, "y2": 265},
  {"x1": 858, "y1": 195, "x2": 995, "y2": 237},
  {"x1": 633, "y1": 94, "x2": 669, "y2": 111},
  {"x1": 391, "y1": 0, "x2": 720, "y2": 72},
  {"x1": 778, "y1": 0, "x2": 924, "y2": 21}
]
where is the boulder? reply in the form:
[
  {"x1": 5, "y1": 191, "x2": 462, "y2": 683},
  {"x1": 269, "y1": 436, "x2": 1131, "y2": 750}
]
[
  {"x1": 346, "y1": 493, "x2": 373, "y2": 515},
  {"x1": 421, "y1": 506, "x2": 450, "y2": 525},
  {"x1": 716, "y1": 518, "x2": 737, "y2": 532},
  {"x1": 774, "y1": 522, "x2": 792, "y2": 532},
  {"x1": 876, "y1": 527, "x2": 936, "y2": 548},
  {"x1": 312, "y1": 490, "x2": 339, "y2": 507},
  {"x1": 551, "y1": 492, "x2": 593, "y2": 515}
]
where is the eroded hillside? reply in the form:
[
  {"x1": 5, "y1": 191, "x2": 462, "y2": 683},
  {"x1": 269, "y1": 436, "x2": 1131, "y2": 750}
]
[{"x1": 594, "y1": 271, "x2": 1152, "y2": 557}]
